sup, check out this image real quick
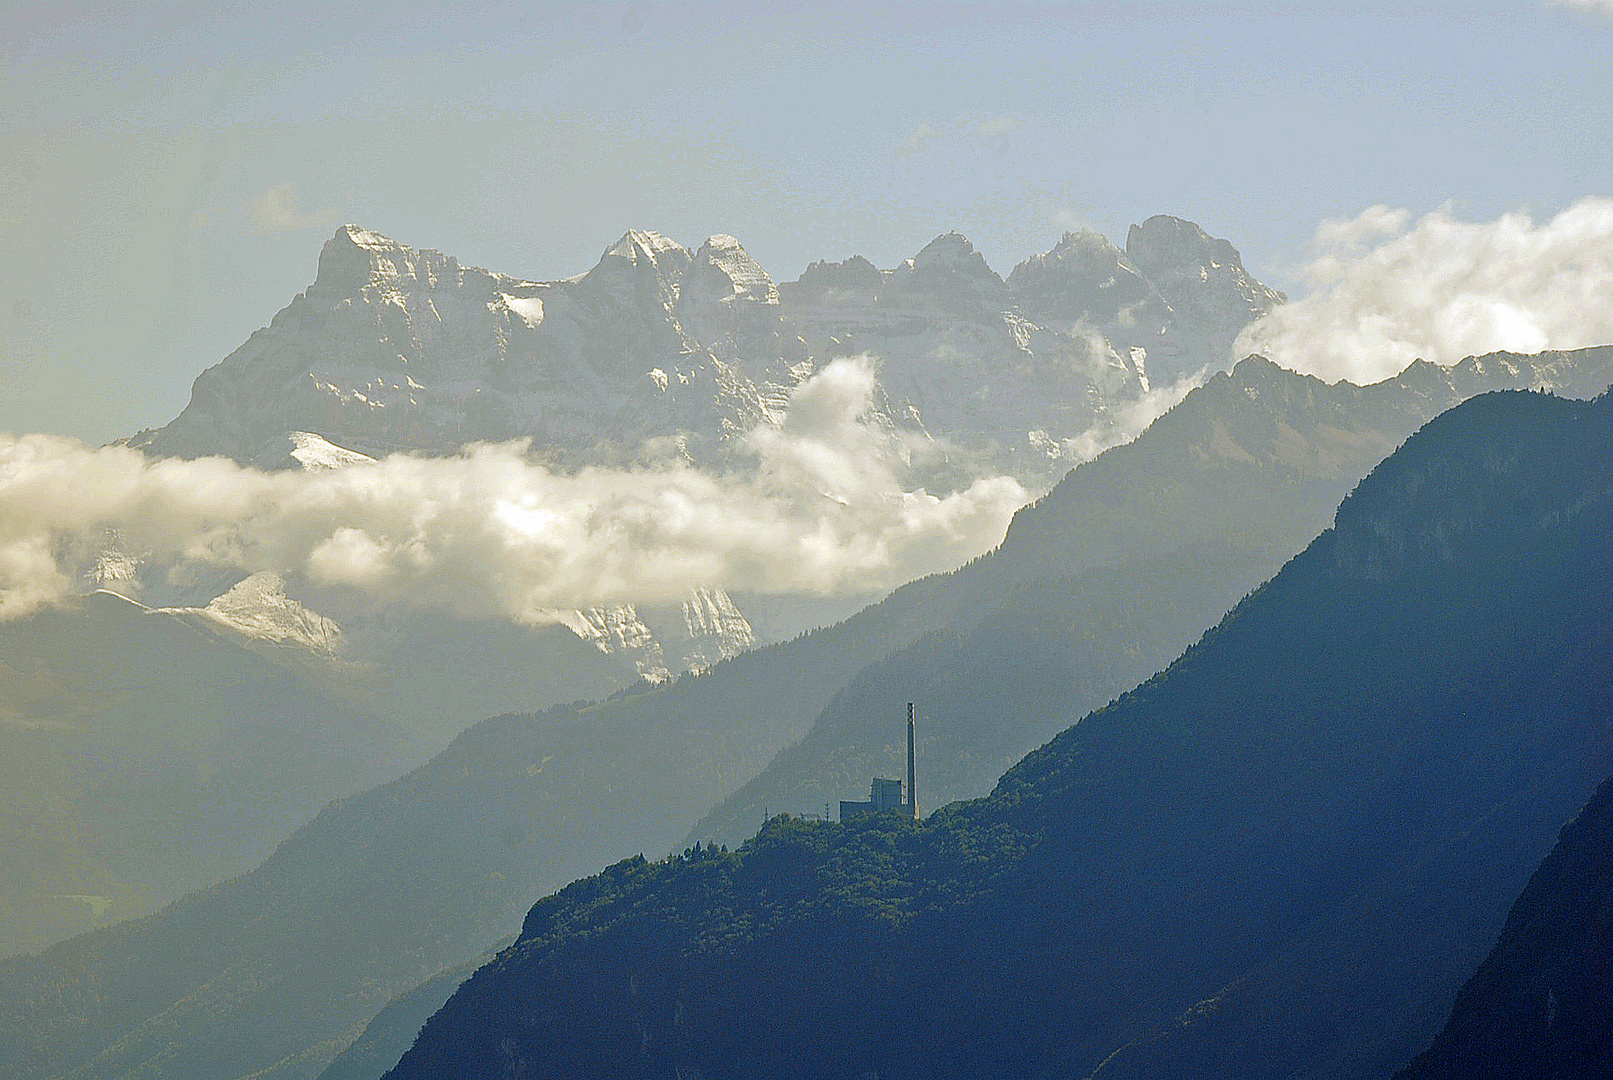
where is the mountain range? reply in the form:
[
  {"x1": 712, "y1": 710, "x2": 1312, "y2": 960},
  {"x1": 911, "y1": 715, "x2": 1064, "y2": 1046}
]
[
  {"x1": 125, "y1": 216, "x2": 1281, "y2": 484},
  {"x1": 111, "y1": 214, "x2": 1284, "y2": 679},
  {"x1": 689, "y1": 346, "x2": 1613, "y2": 844}
]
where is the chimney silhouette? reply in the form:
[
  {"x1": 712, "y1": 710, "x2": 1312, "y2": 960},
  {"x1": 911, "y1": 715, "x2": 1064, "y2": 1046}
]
[{"x1": 907, "y1": 702, "x2": 917, "y2": 819}]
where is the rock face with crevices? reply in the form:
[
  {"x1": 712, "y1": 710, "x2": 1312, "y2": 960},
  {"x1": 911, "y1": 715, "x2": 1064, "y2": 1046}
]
[
  {"x1": 112, "y1": 218, "x2": 1289, "y2": 675},
  {"x1": 1125, "y1": 213, "x2": 1287, "y2": 377},
  {"x1": 128, "y1": 218, "x2": 1284, "y2": 488}
]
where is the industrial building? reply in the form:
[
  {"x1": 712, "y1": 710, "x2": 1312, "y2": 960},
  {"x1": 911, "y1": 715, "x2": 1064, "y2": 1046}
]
[{"x1": 839, "y1": 704, "x2": 919, "y2": 821}]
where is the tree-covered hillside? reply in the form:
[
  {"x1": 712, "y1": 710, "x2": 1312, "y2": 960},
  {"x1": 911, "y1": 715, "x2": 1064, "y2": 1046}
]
[{"x1": 388, "y1": 389, "x2": 1613, "y2": 1080}]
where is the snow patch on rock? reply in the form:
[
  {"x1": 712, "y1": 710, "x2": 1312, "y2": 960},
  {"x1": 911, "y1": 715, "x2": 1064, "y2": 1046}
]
[{"x1": 166, "y1": 571, "x2": 345, "y2": 656}]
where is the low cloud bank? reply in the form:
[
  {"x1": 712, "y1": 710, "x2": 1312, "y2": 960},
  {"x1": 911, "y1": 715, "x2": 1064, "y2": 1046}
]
[
  {"x1": 1239, "y1": 197, "x2": 1613, "y2": 384},
  {"x1": 0, "y1": 359, "x2": 1027, "y2": 622}
]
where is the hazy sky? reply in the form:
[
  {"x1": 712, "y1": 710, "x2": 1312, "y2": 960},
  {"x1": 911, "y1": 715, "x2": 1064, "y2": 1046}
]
[{"x1": 2, "y1": 0, "x2": 1610, "y2": 443}]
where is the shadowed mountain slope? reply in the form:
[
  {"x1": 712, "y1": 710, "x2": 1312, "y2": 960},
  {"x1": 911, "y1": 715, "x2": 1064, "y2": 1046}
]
[
  {"x1": 0, "y1": 591, "x2": 414, "y2": 958},
  {"x1": 316, "y1": 937, "x2": 514, "y2": 1080},
  {"x1": 385, "y1": 389, "x2": 1613, "y2": 1080},
  {"x1": 1395, "y1": 773, "x2": 1613, "y2": 1080},
  {"x1": 0, "y1": 605, "x2": 943, "y2": 1080},
  {"x1": 689, "y1": 346, "x2": 1613, "y2": 845}
]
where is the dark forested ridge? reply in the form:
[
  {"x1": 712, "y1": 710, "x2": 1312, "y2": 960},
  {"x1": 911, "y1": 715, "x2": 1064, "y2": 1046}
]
[
  {"x1": 387, "y1": 389, "x2": 1613, "y2": 1080},
  {"x1": 1396, "y1": 772, "x2": 1613, "y2": 1080},
  {"x1": 690, "y1": 346, "x2": 1613, "y2": 845}
]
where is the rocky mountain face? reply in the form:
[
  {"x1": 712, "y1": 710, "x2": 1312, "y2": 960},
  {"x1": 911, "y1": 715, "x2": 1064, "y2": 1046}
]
[
  {"x1": 1125, "y1": 214, "x2": 1287, "y2": 375},
  {"x1": 542, "y1": 587, "x2": 757, "y2": 682},
  {"x1": 128, "y1": 216, "x2": 1280, "y2": 485},
  {"x1": 381, "y1": 388, "x2": 1613, "y2": 1080},
  {"x1": 1007, "y1": 215, "x2": 1285, "y2": 390},
  {"x1": 1396, "y1": 773, "x2": 1613, "y2": 1080},
  {"x1": 3, "y1": 349, "x2": 1607, "y2": 1080},
  {"x1": 109, "y1": 215, "x2": 1284, "y2": 684}
]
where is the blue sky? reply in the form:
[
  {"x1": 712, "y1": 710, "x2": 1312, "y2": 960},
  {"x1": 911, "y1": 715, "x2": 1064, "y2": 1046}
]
[{"x1": 2, "y1": 0, "x2": 1609, "y2": 441}]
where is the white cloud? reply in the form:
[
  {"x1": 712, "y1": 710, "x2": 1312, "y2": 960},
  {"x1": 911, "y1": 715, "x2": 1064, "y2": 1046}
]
[
  {"x1": 1310, "y1": 203, "x2": 1409, "y2": 260},
  {"x1": 1237, "y1": 198, "x2": 1613, "y2": 384},
  {"x1": 1546, "y1": 0, "x2": 1613, "y2": 19},
  {"x1": 0, "y1": 359, "x2": 1027, "y2": 622},
  {"x1": 247, "y1": 182, "x2": 338, "y2": 234}
]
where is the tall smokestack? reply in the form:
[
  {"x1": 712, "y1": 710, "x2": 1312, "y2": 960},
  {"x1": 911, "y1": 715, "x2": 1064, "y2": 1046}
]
[{"x1": 907, "y1": 702, "x2": 917, "y2": 819}]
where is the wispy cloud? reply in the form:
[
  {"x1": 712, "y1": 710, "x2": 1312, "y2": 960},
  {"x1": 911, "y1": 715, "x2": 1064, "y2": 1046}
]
[
  {"x1": 896, "y1": 122, "x2": 942, "y2": 158},
  {"x1": 1237, "y1": 198, "x2": 1613, "y2": 383},
  {"x1": 1045, "y1": 366, "x2": 1206, "y2": 467},
  {"x1": 974, "y1": 114, "x2": 1022, "y2": 138},
  {"x1": 896, "y1": 115, "x2": 1022, "y2": 158},
  {"x1": 1051, "y1": 206, "x2": 1097, "y2": 234},
  {"x1": 1545, "y1": 0, "x2": 1613, "y2": 19},
  {"x1": 0, "y1": 359, "x2": 1027, "y2": 622},
  {"x1": 247, "y1": 182, "x2": 338, "y2": 235}
]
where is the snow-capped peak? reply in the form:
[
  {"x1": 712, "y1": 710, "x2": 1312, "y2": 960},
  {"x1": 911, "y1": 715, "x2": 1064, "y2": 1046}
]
[
  {"x1": 913, "y1": 231, "x2": 987, "y2": 270},
  {"x1": 602, "y1": 229, "x2": 691, "y2": 267},
  {"x1": 162, "y1": 571, "x2": 345, "y2": 656},
  {"x1": 688, "y1": 235, "x2": 779, "y2": 305},
  {"x1": 885, "y1": 231, "x2": 1009, "y2": 310},
  {"x1": 333, "y1": 223, "x2": 402, "y2": 250},
  {"x1": 309, "y1": 223, "x2": 463, "y2": 301}
]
